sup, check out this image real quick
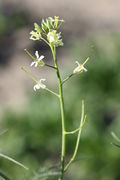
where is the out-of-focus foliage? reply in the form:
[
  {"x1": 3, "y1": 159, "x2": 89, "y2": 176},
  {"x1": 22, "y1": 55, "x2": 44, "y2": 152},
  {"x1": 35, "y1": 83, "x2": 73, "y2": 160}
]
[
  {"x1": 0, "y1": 3, "x2": 29, "y2": 66},
  {"x1": 0, "y1": 5, "x2": 29, "y2": 37},
  {"x1": 0, "y1": 35, "x2": 120, "y2": 179}
]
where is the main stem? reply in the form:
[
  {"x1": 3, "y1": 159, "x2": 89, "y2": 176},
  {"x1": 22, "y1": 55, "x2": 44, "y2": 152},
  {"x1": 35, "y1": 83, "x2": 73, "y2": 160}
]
[{"x1": 50, "y1": 45, "x2": 66, "y2": 179}]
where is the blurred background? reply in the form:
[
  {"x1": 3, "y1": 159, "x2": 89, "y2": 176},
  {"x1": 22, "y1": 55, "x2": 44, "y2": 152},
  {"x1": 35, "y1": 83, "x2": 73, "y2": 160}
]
[{"x1": 0, "y1": 0, "x2": 120, "y2": 179}]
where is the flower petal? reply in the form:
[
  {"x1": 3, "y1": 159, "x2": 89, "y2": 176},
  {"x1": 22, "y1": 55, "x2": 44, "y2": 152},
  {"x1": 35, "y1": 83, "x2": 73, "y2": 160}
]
[
  {"x1": 83, "y1": 67, "x2": 87, "y2": 72},
  {"x1": 30, "y1": 61, "x2": 36, "y2": 67},
  {"x1": 33, "y1": 84, "x2": 40, "y2": 91},
  {"x1": 30, "y1": 36, "x2": 37, "y2": 41},
  {"x1": 35, "y1": 51, "x2": 39, "y2": 59},
  {"x1": 38, "y1": 55, "x2": 44, "y2": 61},
  {"x1": 35, "y1": 62, "x2": 38, "y2": 67},
  {"x1": 75, "y1": 61, "x2": 80, "y2": 66},
  {"x1": 39, "y1": 79, "x2": 46, "y2": 89},
  {"x1": 40, "y1": 78, "x2": 46, "y2": 83},
  {"x1": 49, "y1": 36, "x2": 55, "y2": 42}
]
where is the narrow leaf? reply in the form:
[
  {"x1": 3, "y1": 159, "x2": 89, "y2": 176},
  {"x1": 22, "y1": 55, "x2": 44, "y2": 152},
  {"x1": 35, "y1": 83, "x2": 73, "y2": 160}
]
[{"x1": 0, "y1": 153, "x2": 28, "y2": 170}]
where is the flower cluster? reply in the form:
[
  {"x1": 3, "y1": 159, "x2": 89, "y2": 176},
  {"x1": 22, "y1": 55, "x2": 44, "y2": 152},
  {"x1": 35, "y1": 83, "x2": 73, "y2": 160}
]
[
  {"x1": 25, "y1": 17, "x2": 89, "y2": 93},
  {"x1": 30, "y1": 16, "x2": 64, "y2": 47}
]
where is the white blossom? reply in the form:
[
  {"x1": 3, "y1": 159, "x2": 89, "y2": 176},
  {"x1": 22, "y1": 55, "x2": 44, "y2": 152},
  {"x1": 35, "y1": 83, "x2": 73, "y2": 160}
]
[
  {"x1": 30, "y1": 30, "x2": 41, "y2": 41},
  {"x1": 73, "y1": 61, "x2": 88, "y2": 74},
  {"x1": 47, "y1": 32, "x2": 55, "y2": 43},
  {"x1": 30, "y1": 51, "x2": 44, "y2": 67},
  {"x1": 33, "y1": 79, "x2": 46, "y2": 91}
]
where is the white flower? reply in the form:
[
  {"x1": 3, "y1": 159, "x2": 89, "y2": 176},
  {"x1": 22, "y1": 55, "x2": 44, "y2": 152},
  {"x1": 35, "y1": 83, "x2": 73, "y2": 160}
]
[
  {"x1": 30, "y1": 30, "x2": 41, "y2": 41},
  {"x1": 33, "y1": 79, "x2": 46, "y2": 91},
  {"x1": 47, "y1": 31, "x2": 55, "y2": 43},
  {"x1": 73, "y1": 58, "x2": 89, "y2": 74},
  {"x1": 47, "y1": 30, "x2": 63, "y2": 47},
  {"x1": 30, "y1": 51, "x2": 45, "y2": 67}
]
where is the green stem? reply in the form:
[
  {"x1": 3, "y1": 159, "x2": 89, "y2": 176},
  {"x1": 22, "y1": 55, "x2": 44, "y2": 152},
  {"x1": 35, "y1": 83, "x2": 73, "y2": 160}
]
[
  {"x1": 40, "y1": 37, "x2": 50, "y2": 46},
  {"x1": 24, "y1": 49, "x2": 36, "y2": 61},
  {"x1": 65, "y1": 115, "x2": 86, "y2": 135},
  {"x1": 21, "y1": 67, "x2": 38, "y2": 83},
  {"x1": 0, "y1": 171, "x2": 11, "y2": 180},
  {"x1": 45, "y1": 87, "x2": 59, "y2": 98},
  {"x1": 50, "y1": 45, "x2": 66, "y2": 180},
  {"x1": 64, "y1": 100, "x2": 85, "y2": 171},
  {"x1": 62, "y1": 73, "x2": 74, "y2": 85},
  {"x1": 45, "y1": 63, "x2": 57, "y2": 70}
]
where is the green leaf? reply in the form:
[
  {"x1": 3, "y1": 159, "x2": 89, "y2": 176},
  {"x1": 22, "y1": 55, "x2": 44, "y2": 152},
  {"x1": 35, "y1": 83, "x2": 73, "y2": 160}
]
[{"x1": 0, "y1": 153, "x2": 29, "y2": 170}]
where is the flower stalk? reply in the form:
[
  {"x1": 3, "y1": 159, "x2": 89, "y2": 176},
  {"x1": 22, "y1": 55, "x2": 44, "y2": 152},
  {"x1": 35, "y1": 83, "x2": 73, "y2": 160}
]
[
  {"x1": 64, "y1": 100, "x2": 86, "y2": 172},
  {"x1": 21, "y1": 67, "x2": 59, "y2": 97},
  {"x1": 50, "y1": 45, "x2": 66, "y2": 179},
  {"x1": 23, "y1": 16, "x2": 89, "y2": 180}
]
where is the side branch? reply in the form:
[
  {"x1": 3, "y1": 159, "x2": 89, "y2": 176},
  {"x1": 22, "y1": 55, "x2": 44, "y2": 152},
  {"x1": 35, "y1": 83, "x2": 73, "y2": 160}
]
[
  {"x1": 64, "y1": 100, "x2": 86, "y2": 171},
  {"x1": 45, "y1": 88, "x2": 60, "y2": 98},
  {"x1": 24, "y1": 49, "x2": 56, "y2": 70},
  {"x1": 24, "y1": 49, "x2": 36, "y2": 61},
  {"x1": 45, "y1": 63, "x2": 57, "y2": 70},
  {"x1": 21, "y1": 67, "x2": 37, "y2": 83},
  {"x1": 65, "y1": 115, "x2": 86, "y2": 135},
  {"x1": 62, "y1": 73, "x2": 74, "y2": 85},
  {"x1": 21, "y1": 67, "x2": 59, "y2": 97}
]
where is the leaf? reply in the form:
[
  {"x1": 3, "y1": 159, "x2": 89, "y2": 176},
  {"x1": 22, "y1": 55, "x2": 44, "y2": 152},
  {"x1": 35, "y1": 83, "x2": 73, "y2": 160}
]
[{"x1": 0, "y1": 153, "x2": 29, "y2": 170}]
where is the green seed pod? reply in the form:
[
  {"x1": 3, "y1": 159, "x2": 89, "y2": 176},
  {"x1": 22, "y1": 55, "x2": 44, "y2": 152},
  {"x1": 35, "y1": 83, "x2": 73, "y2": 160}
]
[
  {"x1": 41, "y1": 20, "x2": 49, "y2": 33},
  {"x1": 34, "y1": 23, "x2": 42, "y2": 33}
]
